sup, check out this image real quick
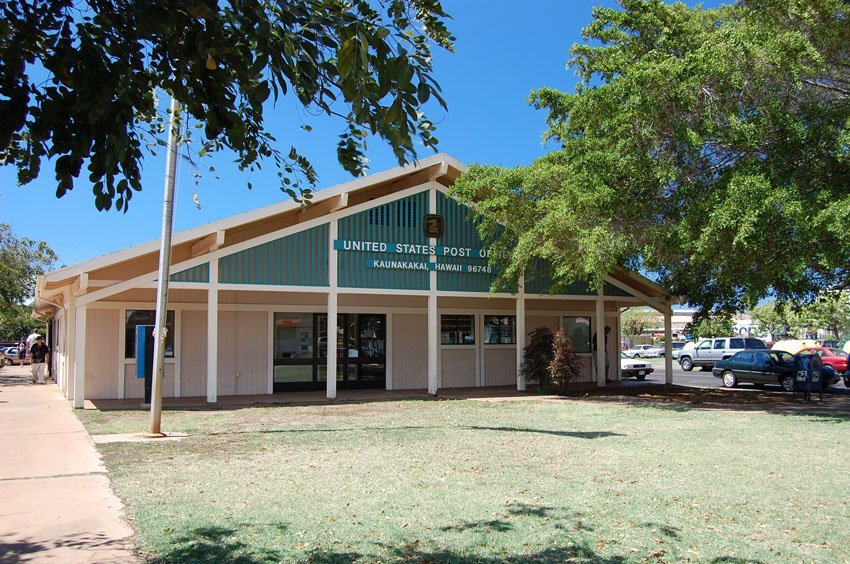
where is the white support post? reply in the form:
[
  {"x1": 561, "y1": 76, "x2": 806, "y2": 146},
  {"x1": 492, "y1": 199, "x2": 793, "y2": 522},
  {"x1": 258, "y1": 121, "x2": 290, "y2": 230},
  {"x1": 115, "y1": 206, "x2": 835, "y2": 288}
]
[
  {"x1": 385, "y1": 313, "x2": 393, "y2": 391},
  {"x1": 207, "y1": 260, "x2": 219, "y2": 403},
  {"x1": 516, "y1": 274, "x2": 526, "y2": 391},
  {"x1": 65, "y1": 291, "x2": 76, "y2": 399},
  {"x1": 174, "y1": 309, "x2": 182, "y2": 397},
  {"x1": 267, "y1": 311, "x2": 274, "y2": 395},
  {"x1": 73, "y1": 305, "x2": 87, "y2": 408},
  {"x1": 327, "y1": 293, "x2": 338, "y2": 399},
  {"x1": 327, "y1": 219, "x2": 338, "y2": 399},
  {"x1": 117, "y1": 308, "x2": 125, "y2": 398},
  {"x1": 595, "y1": 297, "x2": 605, "y2": 387},
  {"x1": 427, "y1": 185, "x2": 439, "y2": 395},
  {"x1": 664, "y1": 311, "x2": 673, "y2": 385},
  {"x1": 428, "y1": 293, "x2": 438, "y2": 395}
]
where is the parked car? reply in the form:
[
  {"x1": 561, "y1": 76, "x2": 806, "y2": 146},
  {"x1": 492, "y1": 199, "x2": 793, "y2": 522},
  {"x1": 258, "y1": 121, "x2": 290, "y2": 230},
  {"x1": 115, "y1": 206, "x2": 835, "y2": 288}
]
[
  {"x1": 798, "y1": 347, "x2": 849, "y2": 387},
  {"x1": 653, "y1": 341, "x2": 686, "y2": 357},
  {"x1": 622, "y1": 344, "x2": 658, "y2": 358},
  {"x1": 713, "y1": 350, "x2": 839, "y2": 391},
  {"x1": 620, "y1": 352, "x2": 654, "y2": 380},
  {"x1": 678, "y1": 337, "x2": 767, "y2": 371},
  {"x1": 772, "y1": 340, "x2": 821, "y2": 354},
  {"x1": 671, "y1": 341, "x2": 693, "y2": 360},
  {"x1": 0, "y1": 346, "x2": 28, "y2": 366}
]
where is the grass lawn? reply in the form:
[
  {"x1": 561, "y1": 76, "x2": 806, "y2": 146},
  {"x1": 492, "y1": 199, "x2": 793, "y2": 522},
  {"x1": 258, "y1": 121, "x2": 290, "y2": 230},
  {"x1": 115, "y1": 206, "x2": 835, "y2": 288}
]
[{"x1": 77, "y1": 396, "x2": 850, "y2": 563}]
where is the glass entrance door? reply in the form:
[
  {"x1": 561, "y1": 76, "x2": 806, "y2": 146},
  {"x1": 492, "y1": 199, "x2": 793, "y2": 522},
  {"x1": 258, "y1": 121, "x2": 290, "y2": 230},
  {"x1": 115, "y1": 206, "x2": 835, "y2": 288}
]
[
  {"x1": 274, "y1": 312, "x2": 385, "y2": 391},
  {"x1": 319, "y1": 313, "x2": 386, "y2": 390}
]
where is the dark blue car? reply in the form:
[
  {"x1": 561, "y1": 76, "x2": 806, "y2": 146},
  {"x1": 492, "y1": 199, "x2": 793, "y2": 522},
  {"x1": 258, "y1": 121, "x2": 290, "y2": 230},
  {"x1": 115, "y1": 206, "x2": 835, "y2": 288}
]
[{"x1": 712, "y1": 350, "x2": 838, "y2": 391}]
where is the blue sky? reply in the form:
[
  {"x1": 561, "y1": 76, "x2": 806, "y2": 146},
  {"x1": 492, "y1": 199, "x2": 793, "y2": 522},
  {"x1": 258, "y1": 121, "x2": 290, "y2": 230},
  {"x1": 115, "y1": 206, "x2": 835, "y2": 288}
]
[{"x1": 1, "y1": 0, "x2": 720, "y2": 268}]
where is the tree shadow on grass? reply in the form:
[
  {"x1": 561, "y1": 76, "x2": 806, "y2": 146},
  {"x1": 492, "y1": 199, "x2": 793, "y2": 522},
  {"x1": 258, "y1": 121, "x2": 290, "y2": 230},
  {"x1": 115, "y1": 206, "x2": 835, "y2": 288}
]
[
  {"x1": 0, "y1": 531, "x2": 134, "y2": 563},
  {"x1": 439, "y1": 503, "x2": 592, "y2": 537},
  {"x1": 593, "y1": 386, "x2": 850, "y2": 419},
  {"x1": 465, "y1": 426, "x2": 623, "y2": 439},
  {"x1": 439, "y1": 518, "x2": 514, "y2": 533},
  {"x1": 150, "y1": 524, "x2": 287, "y2": 564},
  {"x1": 640, "y1": 522, "x2": 680, "y2": 539},
  {"x1": 308, "y1": 543, "x2": 631, "y2": 563}
]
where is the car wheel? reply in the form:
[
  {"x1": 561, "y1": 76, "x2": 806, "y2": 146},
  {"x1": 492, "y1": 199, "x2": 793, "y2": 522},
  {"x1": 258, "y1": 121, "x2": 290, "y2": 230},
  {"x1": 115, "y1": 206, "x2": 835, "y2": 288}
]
[
  {"x1": 781, "y1": 375, "x2": 795, "y2": 392},
  {"x1": 722, "y1": 371, "x2": 737, "y2": 388},
  {"x1": 637, "y1": 374, "x2": 646, "y2": 381},
  {"x1": 844, "y1": 375, "x2": 850, "y2": 388},
  {"x1": 633, "y1": 353, "x2": 641, "y2": 359},
  {"x1": 680, "y1": 358, "x2": 693, "y2": 372}
]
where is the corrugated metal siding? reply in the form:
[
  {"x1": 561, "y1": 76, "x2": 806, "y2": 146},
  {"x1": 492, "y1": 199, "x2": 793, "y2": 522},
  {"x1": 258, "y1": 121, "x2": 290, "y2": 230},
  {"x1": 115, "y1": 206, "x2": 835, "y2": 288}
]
[
  {"x1": 337, "y1": 192, "x2": 430, "y2": 290},
  {"x1": 219, "y1": 223, "x2": 329, "y2": 286},
  {"x1": 525, "y1": 258, "x2": 594, "y2": 295},
  {"x1": 603, "y1": 282, "x2": 632, "y2": 297},
  {"x1": 170, "y1": 263, "x2": 209, "y2": 283},
  {"x1": 435, "y1": 192, "x2": 504, "y2": 292}
]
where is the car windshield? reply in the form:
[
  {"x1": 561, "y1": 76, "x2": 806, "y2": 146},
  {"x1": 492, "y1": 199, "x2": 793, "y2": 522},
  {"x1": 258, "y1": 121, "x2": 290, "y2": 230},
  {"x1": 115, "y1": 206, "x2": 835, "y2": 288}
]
[{"x1": 768, "y1": 351, "x2": 795, "y2": 363}]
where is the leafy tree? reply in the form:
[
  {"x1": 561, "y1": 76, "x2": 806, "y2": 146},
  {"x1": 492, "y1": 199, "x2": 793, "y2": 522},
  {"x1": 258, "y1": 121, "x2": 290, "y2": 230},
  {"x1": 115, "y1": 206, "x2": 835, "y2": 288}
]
[
  {"x1": 795, "y1": 291, "x2": 850, "y2": 339},
  {"x1": 621, "y1": 307, "x2": 661, "y2": 337},
  {"x1": 686, "y1": 313, "x2": 734, "y2": 340},
  {"x1": 0, "y1": 224, "x2": 58, "y2": 311},
  {"x1": 0, "y1": 0, "x2": 453, "y2": 210},
  {"x1": 749, "y1": 302, "x2": 794, "y2": 339},
  {"x1": 0, "y1": 304, "x2": 44, "y2": 341},
  {"x1": 452, "y1": 0, "x2": 849, "y2": 319}
]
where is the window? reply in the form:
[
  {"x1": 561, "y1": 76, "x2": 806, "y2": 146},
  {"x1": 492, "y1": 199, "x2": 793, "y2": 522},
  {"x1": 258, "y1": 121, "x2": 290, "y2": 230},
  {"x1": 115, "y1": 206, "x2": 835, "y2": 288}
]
[
  {"x1": 730, "y1": 338, "x2": 744, "y2": 349},
  {"x1": 697, "y1": 340, "x2": 711, "y2": 350},
  {"x1": 274, "y1": 313, "x2": 314, "y2": 360},
  {"x1": 125, "y1": 310, "x2": 175, "y2": 358},
  {"x1": 563, "y1": 316, "x2": 591, "y2": 353},
  {"x1": 484, "y1": 315, "x2": 516, "y2": 344},
  {"x1": 738, "y1": 352, "x2": 755, "y2": 363},
  {"x1": 713, "y1": 340, "x2": 725, "y2": 350},
  {"x1": 441, "y1": 315, "x2": 475, "y2": 345}
]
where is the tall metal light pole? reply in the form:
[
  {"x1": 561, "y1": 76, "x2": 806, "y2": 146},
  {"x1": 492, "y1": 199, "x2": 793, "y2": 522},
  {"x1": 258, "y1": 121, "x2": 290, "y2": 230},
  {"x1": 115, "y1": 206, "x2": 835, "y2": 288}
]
[{"x1": 148, "y1": 96, "x2": 181, "y2": 436}]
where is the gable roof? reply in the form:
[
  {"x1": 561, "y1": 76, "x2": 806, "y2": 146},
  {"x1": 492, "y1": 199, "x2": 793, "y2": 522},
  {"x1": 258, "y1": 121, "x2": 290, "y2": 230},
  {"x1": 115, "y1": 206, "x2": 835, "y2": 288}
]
[
  {"x1": 40, "y1": 153, "x2": 466, "y2": 290},
  {"x1": 35, "y1": 152, "x2": 673, "y2": 312}
]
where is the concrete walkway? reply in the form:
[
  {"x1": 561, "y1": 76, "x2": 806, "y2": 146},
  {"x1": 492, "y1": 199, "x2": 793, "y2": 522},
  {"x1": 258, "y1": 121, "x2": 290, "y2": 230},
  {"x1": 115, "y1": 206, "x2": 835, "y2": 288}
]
[{"x1": 0, "y1": 365, "x2": 137, "y2": 562}]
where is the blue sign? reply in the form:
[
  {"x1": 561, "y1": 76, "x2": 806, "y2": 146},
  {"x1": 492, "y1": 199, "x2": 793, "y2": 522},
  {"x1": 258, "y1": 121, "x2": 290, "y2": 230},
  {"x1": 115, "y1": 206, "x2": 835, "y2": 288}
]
[
  {"x1": 366, "y1": 259, "x2": 493, "y2": 274},
  {"x1": 335, "y1": 239, "x2": 490, "y2": 258}
]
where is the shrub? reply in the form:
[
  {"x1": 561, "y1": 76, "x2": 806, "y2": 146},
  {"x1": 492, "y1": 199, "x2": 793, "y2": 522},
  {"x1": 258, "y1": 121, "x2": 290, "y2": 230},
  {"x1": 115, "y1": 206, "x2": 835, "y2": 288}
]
[
  {"x1": 549, "y1": 329, "x2": 585, "y2": 395},
  {"x1": 520, "y1": 326, "x2": 554, "y2": 392}
]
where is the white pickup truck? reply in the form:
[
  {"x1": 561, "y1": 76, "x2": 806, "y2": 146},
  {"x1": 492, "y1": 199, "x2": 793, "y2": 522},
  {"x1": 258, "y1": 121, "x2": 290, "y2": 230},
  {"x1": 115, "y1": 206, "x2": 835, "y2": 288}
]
[{"x1": 677, "y1": 337, "x2": 768, "y2": 371}]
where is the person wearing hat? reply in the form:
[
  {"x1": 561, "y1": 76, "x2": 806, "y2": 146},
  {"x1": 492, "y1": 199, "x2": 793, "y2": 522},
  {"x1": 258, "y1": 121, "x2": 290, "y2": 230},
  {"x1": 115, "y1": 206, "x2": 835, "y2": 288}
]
[
  {"x1": 30, "y1": 336, "x2": 49, "y2": 384},
  {"x1": 25, "y1": 331, "x2": 41, "y2": 363}
]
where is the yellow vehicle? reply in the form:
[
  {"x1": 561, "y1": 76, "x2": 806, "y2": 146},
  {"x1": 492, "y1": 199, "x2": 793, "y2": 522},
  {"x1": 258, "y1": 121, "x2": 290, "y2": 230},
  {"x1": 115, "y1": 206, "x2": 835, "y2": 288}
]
[{"x1": 771, "y1": 340, "x2": 820, "y2": 354}]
